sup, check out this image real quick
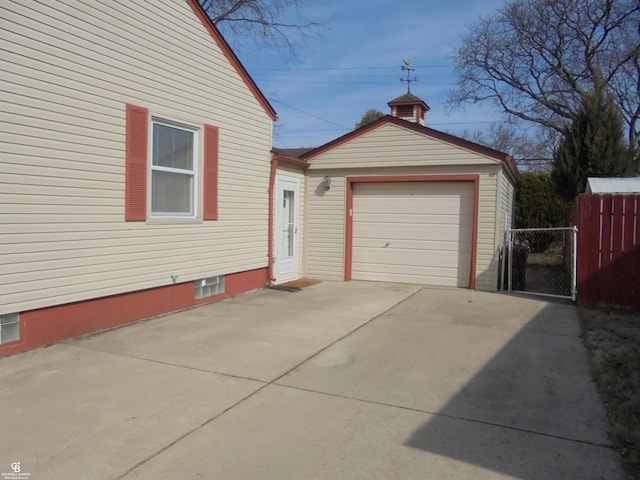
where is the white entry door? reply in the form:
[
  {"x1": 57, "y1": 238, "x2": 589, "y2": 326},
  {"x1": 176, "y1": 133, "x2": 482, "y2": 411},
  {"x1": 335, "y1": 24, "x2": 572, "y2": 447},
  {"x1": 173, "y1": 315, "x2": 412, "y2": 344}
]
[{"x1": 274, "y1": 176, "x2": 300, "y2": 283}]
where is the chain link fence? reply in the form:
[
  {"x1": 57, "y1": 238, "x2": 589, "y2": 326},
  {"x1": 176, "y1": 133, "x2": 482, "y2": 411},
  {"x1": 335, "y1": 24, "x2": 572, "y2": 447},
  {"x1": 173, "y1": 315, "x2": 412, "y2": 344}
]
[{"x1": 501, "y1": 227, "x2": 577, "y2": 300}]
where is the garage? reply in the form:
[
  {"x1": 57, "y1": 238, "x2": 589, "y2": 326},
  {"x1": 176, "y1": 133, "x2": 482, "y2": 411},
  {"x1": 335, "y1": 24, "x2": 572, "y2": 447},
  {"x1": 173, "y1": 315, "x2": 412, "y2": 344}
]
[
  {"x1": 350, "y1": 180, "x2": 475, "y2": 287},
  {"x1": 299, "y1": 104, "x2": 518, "y2": 291}
]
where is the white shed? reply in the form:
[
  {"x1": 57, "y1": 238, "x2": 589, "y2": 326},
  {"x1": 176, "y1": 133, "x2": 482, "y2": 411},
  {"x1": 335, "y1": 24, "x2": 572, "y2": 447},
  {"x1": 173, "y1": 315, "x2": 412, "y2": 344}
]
[{"x1": 586, "y1": 177, "x2": 640, "y2": 194}]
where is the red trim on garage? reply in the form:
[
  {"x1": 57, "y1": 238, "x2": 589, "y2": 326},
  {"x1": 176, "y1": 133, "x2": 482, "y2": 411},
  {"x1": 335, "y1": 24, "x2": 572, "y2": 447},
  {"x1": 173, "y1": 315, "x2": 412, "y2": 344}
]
[
  {"x1": 1, "y1": 268, "x2": 268, "y2": 358},
  {"x1": 304, "y1": 117, "x2": 510, "y2": 162},
  {"x1": 303, "y1": 117, "x2": 519, "y2": 184},
  {"x1": 345, "y1": 175, "x2": 479, "y2": 289}
]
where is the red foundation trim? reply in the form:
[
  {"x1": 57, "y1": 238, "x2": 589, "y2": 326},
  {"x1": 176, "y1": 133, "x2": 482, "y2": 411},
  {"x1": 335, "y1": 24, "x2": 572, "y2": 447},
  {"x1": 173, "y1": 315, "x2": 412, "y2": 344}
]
[
  {"x1": 1, "y1": 268, "x2": 268, "y2": 357},
  {"x1": 344, "y1": 175, "x2": 479, "y2": 289}
]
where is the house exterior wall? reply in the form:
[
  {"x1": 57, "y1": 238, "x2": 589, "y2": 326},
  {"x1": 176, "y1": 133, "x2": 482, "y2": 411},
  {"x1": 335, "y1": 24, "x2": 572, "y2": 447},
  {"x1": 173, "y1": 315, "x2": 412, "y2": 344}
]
[
  {"x1": 1, "y1": 1, "x2": 273, "y2": 319},
  {"x1": 308, "y1": 123, "x2": 501, "y2": 168},
  {"x1": 498, "y1": 170, "x2": 516, "y2": 243},
  {"x1": 304, "y1": 175, "x2": 348, "y2": 281},
  {"x1": 304, "y1": 123, "x2": 509, "y2": 291}
]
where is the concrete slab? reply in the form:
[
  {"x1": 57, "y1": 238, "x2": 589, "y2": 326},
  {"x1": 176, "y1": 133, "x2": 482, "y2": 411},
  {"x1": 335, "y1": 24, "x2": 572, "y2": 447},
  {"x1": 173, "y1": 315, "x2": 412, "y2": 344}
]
[
  {"x1": 122, "y1": 384, "x2": 623, "y2": 480},
  {"x1": 0, "y1": 282, "x2": 624, "y2": 480},
  {"x1": 279, "y1": 288, "x2": 612, "y2": 445},
  {"x1": 0, "y1": 344, "x2": 263, "y2": 479},
  {"x1": 71, "y1": 282, "x2": 420, "y2": 381}
]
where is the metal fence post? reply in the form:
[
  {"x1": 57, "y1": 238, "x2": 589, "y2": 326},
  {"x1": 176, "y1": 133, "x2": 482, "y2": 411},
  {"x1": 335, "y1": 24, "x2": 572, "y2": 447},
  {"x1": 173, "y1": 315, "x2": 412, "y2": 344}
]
[
  {"x1": 572, "y1": 225, "x2": 578, "y2": 301},
  {"x1": 507, "y1": 229, "x2": 513, "y2": 293}
]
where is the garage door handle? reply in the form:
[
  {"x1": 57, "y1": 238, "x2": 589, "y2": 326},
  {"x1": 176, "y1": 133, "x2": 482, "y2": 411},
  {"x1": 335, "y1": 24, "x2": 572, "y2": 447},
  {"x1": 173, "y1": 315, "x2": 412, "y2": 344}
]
[{"x1": 384, "y1": 242, "x2": 390, "y2": 248}]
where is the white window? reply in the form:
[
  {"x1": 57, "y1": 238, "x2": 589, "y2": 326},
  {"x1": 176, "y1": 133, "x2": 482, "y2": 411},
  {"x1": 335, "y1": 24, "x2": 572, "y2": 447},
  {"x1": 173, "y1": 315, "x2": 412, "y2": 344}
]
[
  {"x1": 151, "y1": 120, "x2": 198, "y2": 217},
  {"x1": 0, "y1": 313, "x2": 20, "y2": 344}
]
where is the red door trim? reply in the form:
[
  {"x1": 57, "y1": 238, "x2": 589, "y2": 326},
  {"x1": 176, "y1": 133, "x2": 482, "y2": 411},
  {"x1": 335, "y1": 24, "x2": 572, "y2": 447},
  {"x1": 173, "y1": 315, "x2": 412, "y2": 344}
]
[{"x1": 345, "y1": 175, "x2": 479, "y2": 289}]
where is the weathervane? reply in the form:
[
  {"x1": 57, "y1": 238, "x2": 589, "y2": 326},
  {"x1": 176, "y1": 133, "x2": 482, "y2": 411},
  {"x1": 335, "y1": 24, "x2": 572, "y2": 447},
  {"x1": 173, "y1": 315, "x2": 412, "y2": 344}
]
[{"x1": 400, "y1": 59, "x2": 417, "y2": 93}]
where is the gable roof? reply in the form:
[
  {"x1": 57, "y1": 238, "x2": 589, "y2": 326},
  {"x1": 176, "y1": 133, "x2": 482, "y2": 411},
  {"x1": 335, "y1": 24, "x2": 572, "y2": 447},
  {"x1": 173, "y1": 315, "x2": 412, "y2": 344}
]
[
  {"x1": 186, "y1": 0, "x2": 277, "y2": 121},
  {"x1": 301, "y1": 115, "x2": 520, "y2": 182}
]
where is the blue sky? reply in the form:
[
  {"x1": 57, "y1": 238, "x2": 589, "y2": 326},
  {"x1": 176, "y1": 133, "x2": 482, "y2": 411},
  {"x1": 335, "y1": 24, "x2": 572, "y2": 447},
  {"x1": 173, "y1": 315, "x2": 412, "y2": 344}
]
[{"x1": 230, "y1": 0, "x2": 508, "y2": 148}]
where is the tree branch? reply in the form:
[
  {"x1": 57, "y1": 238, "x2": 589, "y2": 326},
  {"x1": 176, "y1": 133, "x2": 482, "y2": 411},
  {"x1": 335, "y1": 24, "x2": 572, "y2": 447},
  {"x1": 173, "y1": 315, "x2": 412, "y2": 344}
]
[{"x1": 448, "y1": 0, "x2": 640, "y2": 146}]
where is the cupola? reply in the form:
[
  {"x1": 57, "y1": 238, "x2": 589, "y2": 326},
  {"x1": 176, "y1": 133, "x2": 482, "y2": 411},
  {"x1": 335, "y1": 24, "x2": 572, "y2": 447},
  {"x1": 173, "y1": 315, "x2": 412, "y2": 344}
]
[{"x1": 387, "y1": 93, "x2": 430, "y2": 126}]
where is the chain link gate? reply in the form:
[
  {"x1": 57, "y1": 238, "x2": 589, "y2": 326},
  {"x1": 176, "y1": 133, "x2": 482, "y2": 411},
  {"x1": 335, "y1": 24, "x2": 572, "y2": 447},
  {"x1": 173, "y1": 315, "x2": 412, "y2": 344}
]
[{"x1": 501, "y1": 227, "x2": 577, "y2": 301}]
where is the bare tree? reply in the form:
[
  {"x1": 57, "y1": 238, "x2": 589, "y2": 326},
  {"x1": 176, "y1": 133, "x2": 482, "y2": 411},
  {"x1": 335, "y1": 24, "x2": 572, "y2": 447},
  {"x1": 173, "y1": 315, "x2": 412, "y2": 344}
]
[
  {"x1": 198, "y1": 0, "x2": 323, "y2": 56},
  {"x1": 449, "y1": 0, "x2": 640, "y2": 148},
  {"x1": 457, "y1": 123, "x2": 556, "y2": 172}
]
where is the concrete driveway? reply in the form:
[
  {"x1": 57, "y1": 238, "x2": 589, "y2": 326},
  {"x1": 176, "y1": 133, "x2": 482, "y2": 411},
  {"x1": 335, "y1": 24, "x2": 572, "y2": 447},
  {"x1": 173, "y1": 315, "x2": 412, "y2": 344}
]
[{"x1": 0, "y1": 282, "x2": 624, "y2": 479}]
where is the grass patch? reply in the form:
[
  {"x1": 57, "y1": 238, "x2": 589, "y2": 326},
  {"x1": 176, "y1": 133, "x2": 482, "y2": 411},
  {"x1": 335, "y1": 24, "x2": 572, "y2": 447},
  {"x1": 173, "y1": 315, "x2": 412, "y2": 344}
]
[{"x1": 579, "y1": 307, "x2": 640, "y2": 480}]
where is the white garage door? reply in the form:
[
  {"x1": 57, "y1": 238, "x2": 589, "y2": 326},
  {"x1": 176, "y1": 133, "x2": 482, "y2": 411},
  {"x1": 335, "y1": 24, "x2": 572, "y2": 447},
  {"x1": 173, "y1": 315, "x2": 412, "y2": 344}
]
[{"x1": 351, "y1": 182, "x2": 474, "y2": 287}]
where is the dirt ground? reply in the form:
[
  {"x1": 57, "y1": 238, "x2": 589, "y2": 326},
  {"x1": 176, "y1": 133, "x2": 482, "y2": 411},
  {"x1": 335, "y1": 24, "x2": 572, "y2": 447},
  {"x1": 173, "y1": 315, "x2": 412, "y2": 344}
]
[{"x1": 579, "y1": 307, "x2": 640, "y2": 480}]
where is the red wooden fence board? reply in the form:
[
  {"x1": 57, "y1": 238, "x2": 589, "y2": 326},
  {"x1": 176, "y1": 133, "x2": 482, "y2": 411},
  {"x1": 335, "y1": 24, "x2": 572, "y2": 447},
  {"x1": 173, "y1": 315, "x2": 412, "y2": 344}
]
[
  {"x1": 621, "y1": 196, "x2": 635, "y2": 306},
  {"x1": 578, "y1": 196, "x2": 594, "y2": 304},
  {"x1": 600, "y1": 195, "x2": 613, "y2": 305},
  {"x1": 634, "y1": 197, "x2": 640, "y2": 308},
  {"x1": 574, "y1": 193, "x2": 640, "y2": 308},
  {"x1": 611, "y1": 196, "x2": 624, "y2": 306},
  {"x1": 587, "y1": 196, "x2": 602, "y2": 304}
]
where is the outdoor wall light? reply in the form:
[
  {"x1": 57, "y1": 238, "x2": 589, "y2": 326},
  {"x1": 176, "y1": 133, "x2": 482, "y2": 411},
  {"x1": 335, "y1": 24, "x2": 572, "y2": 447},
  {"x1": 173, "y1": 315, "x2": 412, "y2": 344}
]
[{"x1": 323, "y1": 175, "x2": 332, "y2": 191}]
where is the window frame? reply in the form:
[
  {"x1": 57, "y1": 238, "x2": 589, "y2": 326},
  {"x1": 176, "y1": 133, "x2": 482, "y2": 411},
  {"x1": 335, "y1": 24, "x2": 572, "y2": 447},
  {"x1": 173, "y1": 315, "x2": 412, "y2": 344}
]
[
  {"x1": 125, "y1": 104, "x2": 218, "y2": 222},
  {"x1": 149, "y1": 118, "x2": 199, "y2": 219}
]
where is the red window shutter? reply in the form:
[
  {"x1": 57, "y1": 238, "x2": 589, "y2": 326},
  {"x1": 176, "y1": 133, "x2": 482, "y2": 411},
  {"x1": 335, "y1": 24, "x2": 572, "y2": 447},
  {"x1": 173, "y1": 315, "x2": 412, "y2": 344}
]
[
  {"x1": 203, "y1": 124, "x2": 219, "y2": 220},
  {"x1": 125, "y1": 104, "x2": 148, "y2": 221}
]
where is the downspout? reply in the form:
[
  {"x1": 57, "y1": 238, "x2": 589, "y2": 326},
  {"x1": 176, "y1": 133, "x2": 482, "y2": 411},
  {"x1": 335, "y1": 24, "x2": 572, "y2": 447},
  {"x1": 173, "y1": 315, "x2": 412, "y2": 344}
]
[{"x1": 268, "y1": 154, "x2": 278, "y2": 284}]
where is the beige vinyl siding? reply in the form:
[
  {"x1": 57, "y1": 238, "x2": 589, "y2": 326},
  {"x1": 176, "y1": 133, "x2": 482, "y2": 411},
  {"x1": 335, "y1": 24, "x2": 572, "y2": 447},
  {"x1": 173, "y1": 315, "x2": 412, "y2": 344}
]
[
  {"x1": 275, "y1": 164, "x2": 306, "y2": 279},
  {"x1": 499, "y1": 171, "x2": 516, "y2": 241},
  {"x1": 303, "y1": 166, "x2": 502, "y2": 289},
  {"x1": 307, "y1": 123, "x2": 500, "y2": 169},
  {"x1": 306, "y1": 124, "x2": 502, "y2": 291},
  {"x1": 493, "y1": 170, "x2": 516, "y2": 290},
  {"x1": 476, "y1": 168, "x2": 501, "y2": 291},
  {"x1": 304, "y1": 174, "x2": 347, "y2": 281},
  {"x1": 0, "y1": 0, "x2": 273, "y2": 314}
]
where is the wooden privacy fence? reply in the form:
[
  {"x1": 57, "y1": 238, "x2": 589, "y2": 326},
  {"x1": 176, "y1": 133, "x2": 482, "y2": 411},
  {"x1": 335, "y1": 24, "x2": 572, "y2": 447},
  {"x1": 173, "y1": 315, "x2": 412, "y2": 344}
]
[{"x1": 572, "y1": 194, "x2": 640, "y2": 307}]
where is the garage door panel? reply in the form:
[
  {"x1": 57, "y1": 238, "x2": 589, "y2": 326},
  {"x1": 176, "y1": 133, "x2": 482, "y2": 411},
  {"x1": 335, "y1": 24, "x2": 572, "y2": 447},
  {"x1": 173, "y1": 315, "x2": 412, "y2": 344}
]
[
  {"x1": 352, "y1": 267, "x2": 468, "y2": 287},
  {"x1": 354, "y1": 182, "x2": 470, "y2": 196},
  {"x1": 353, "y1": 248, "x2": 471, "y2": 267},
  {"x1": 354, "y1": 261, "x2": 467, "y2": 276},
  {"x1": 351, "y1": 181, "x2": 474, "y2": 287},
  {"x1": 352, "y1": 238, "x2": 473, "y2": 252},
  {"x1": 354, "y1": 198, "x2": 472, "y2": 215},
  {"x1": 354, "y1": 223, "x2": 472, "y2": 243},
  {"x1": 355, "y1": 212, "x2": 472, "y2": 225}
]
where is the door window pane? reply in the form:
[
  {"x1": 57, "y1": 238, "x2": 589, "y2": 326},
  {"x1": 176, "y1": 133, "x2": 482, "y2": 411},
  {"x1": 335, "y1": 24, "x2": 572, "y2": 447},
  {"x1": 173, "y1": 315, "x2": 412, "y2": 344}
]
[{"x1": 282, "y1": 190, "x2": 295, "y2": 257}]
